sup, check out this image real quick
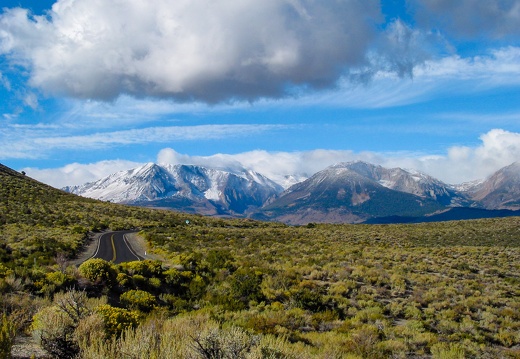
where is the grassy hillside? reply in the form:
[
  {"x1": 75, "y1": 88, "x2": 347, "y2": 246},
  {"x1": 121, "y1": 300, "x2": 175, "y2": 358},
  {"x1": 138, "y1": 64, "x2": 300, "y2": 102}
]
[
  {"x1": 0, "y1": 163, "x2": 203, "y2": 266},
  {"x1": 1, "y1": 164, "x2": 520, "y2": 358}
]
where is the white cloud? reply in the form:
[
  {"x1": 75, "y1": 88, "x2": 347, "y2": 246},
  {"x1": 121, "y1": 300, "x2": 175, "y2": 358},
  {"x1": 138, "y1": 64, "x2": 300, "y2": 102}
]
[
  {"x1": 414, "y1": 47, "x2": 520, "y2": 83},
  {"x1": 159, "y1": 129, "x2": 520, "y2": 186},
  {"x1": 29, "y1": 129, "x2": 520, "y2": 188},
  {"x1": 0, "y1": 123, "x2": 287, "y2": 158},
  {"x1": 0, "y1": 0, "x2": 382, "y2": 102},
  {"x1": 23, "y1": 160, "x2": 142, "y2": 188},
  {"x1": 0, "y1": 71, "x2": 11, "y2": 90},
  {"x1": 34, "y1": 124, "x2": 286, "y2": 149},
  {"x1": 410, "y1": 0, "x2": 520, "y2": 39},
  {"x1": 276, "y1": 46, "x2": 520, "y2": 109},
  {"x1": 157, "y1": 147, "x2": 363, "y2": 185},
  {"x1": 1, "y1": 0, "x2": 518, "y2": 109},
  {"x1": 371, "y1": 129, "x2": 520, "y2": 184}
]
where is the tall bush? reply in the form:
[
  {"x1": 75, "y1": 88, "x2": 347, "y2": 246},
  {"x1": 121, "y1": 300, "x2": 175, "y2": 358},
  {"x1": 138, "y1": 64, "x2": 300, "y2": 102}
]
[
  {"x1": 0, "y1": 313, "x2": 16, "y2": 359},
  {"x1": 120, "y1": 290, "x2": 156, "y2": 312},
  {"x1": 78, "y1": 258, "x2": 117, "y2": 286}
]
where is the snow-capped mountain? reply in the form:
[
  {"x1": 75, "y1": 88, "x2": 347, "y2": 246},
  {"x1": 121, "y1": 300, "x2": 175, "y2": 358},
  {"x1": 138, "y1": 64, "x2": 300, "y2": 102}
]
[
  {"x1": 468, "y1": 162, "x2": 520, "y2": 210},
  {"x1": 255, "y1": 161, "x2": 447, "y2": 224},
  {"x1": 65, "y1": 160, "x2": 520, "y2": 224},
  {"x1": 336, "y1": 161, "x2": 468, "y2": 206},
  {"x1": 452, "y1": 179, "x2": 486, "y2": 193},
  {"x1": 65, "y1": 163, "x2": 283, "y2": 216},
  {"x1": 64, "y1": 163, "x2": 175, "y2": 203}
]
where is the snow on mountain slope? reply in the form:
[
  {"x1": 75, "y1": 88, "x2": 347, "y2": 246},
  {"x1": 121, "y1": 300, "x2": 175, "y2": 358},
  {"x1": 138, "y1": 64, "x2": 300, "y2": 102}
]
[
  {"x1": 259, "y1": 162, "x2": 446, "y2": 224},
  {"x1": 64, "y1": 160, "x2": 520, "y2": 222},
  {"x1": 453, "y1": 179, "x2": 485, "y2": 192},
  {"x1": 66, "y1": 163, "x2": 176, "y2": 203},
  {"x1": 333, "y1": 161, "x2": 467, "y2": 206},
  {"x1": 468, "y1": 162, "x2": 520, "y2": 209},
  {"x1": 65, "y1": 163, "x2": 283, "y2": 215}
]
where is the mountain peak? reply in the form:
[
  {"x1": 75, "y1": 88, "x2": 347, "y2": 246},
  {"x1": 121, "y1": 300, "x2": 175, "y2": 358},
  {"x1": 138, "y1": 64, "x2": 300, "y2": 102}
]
[
  {"x1": 470, "y1": 161, "x2": 520, "y2": 209},
  {"x1": 65, "y1": 163, "x2": 282, "y2": 216},
  {"x1": 63, "y1": 160, "x2": 520, "y2": 224},
  {"x1": 130, "y1": 162, "x2": 161, "y2": 176},
  {"x1": 333, "y1": 160, "x2": 381, "y2": 169},
  {"x1": 499, "y1": 161, "x2": 520, "y2": 174}
]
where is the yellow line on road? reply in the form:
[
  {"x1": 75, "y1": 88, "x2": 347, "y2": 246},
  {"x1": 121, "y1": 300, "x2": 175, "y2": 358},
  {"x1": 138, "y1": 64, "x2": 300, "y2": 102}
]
[{"x1": 111, "y1": 234, "x2": 116, "y2": 262}]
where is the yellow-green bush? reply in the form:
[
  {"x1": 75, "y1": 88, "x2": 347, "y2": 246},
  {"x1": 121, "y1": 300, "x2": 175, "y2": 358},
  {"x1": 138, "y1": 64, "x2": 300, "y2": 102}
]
[
  {"x1": 0, "y1": 313, "x2": 16, "y2": 359},
  {"x1": 95, "y1": 304, "x2": 139, "y2": 337},
  {"x1": 78, "y1": 258, "x2": 117, "y2": 286},
  {"x1": 120, "y1": 289, "x2": 156, "y2": 312}
]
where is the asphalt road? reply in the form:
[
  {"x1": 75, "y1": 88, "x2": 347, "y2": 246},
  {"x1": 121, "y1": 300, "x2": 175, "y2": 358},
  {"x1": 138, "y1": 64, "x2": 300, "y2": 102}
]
[{"x1": 90, "y1": 230, "x2": 144, "y2": 264}]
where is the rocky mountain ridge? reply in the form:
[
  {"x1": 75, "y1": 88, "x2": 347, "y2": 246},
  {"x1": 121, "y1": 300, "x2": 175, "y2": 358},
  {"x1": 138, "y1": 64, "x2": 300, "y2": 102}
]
[
  {"x1": 64, "y1": 161, "x2": 520, "y2": 224},
  {"x1": 65, "y1": 163, "x2": 283, "y2": 216}
]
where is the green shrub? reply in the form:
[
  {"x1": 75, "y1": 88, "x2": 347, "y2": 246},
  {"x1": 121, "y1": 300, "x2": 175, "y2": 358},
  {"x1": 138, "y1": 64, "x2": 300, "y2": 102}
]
[
  {"x1": 431, "y1": 343, "x2": 465, "y2": 359},
  {"x1": 131, "y1": 274, "x2": 147, "y2": 289},
  {"x1": 78, "y1": 258, "x2": 117, "y2": 286},
  {"x1": 74, "y1": 313, "x2": 106, "y2": 350},
  {"x1": 0, "y1": 313, "x2": 16, "y2": 359},
  {"x1": 163, "y1": 269, "x2": 194, "y2": 297},
  {"x1": 205, "y1": 249, "x2": 236, "y2": 273},
  {"x1": 120, "y1": 290, "x2": 156, "y2": 312},
  {"x1": 95, "y1": 304, "x2": 139, "y2": 337},
  {"x1": 229, "y1": 268, "x2": 263, "y2": 305},
  {"x1": 31, "y1": 306, "x2": 79, "y2": 359},
  {"x1": 190, "y1": 326, "x2": 258, "y2": 359},
  {"x1": 159, "y1": 294, "x2": 190, "y2": 314},
  {"x1": 0, "y1": 264, "x2": 12, "y2": 279},
  {"x1": 119, "y1": 260, "x2": 163, "y2": 277},
  {"x1": 148, "y1": 277, "x2": 162, "y2": 289},
  {"x1": 44, "y1": 271, "x2": 76, "y2": 292},
  {"x1": 116, "y1": 272, "x2": 131, "y2": 287},
  {"x1": 346, "y1": 325, "x2": 383, "y2": 358}
]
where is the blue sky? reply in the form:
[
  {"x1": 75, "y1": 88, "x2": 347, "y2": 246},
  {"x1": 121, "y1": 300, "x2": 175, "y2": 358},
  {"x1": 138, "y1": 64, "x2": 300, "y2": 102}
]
[{"x1": 1, "y1": 0, "x2": 520, "y2": 187}]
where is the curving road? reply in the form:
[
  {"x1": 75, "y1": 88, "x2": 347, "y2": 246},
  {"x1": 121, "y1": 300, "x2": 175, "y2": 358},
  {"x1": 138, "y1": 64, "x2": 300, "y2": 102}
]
[{"x1": 89, "y1": 230, "x2": 144, "y2": 264}]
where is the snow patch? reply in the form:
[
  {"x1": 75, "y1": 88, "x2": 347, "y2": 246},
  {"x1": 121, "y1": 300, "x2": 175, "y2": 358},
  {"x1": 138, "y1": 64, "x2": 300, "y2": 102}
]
[
  {"x1": 204, "y1": 187, "x2": 221, "y2": 201},
  {"x1": 378, "y1": 179, "x2": 395, "y2": 189}
]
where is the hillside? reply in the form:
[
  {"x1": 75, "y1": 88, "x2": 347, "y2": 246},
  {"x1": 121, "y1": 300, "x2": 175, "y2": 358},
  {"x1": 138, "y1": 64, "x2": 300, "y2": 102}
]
[
  {"x1": 1, "y1": 163, "x2": 520, "y2": 358},
  {"x1": 0, "y1": 163, "x2": 205, "y2": 267}
]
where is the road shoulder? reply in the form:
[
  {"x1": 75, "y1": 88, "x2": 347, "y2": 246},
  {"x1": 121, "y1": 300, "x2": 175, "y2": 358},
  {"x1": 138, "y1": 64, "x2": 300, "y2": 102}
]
[
  {"x1": 70, "y1": 231, "x2": 105, "y2": 266},
  {"x1": 124, "y1": 231, "x2": 164, "y2": 261}
]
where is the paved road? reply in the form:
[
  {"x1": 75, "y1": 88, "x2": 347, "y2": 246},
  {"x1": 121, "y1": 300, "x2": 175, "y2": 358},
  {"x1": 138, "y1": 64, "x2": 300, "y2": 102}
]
[{"x1": 90, "y1": 230, "x2": 144, "y2": 264}]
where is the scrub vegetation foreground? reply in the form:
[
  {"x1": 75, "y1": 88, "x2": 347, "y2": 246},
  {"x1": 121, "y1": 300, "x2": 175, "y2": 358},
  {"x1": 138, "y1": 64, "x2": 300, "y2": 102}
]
[{"x1": 1, "y1": 164, "x2": 520, "y2": 358}]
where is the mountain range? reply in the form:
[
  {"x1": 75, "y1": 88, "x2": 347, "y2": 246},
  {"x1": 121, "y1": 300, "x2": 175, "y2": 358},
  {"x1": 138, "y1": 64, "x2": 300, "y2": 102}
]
[
  {"x1": 64, "y1": 163, "x2": 283, "y2": 216},
  {"x1": 64, "y1": 161, "x2": 520, "y2": 224}
]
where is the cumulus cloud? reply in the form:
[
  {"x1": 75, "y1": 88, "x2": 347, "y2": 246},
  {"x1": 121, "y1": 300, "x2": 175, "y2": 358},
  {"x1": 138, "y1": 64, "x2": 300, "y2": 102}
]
[
  {"x1": 385, "y1": 129, "x2": 520, "y2": 184},
  {"x1": 28, "y1": 129, "x2": 520, "y2": 188},
  {"x1": 1, "y1": 0, "x2": 518, "y2": 106},
  {"x1": 373, "y1": 129, "x2": 520, "y2": 184},
  {"x1": 410, "y1": 0, "x2": 520, "y2": 39},
  {"x1": 0, "y1": 0, "x2": 383, "y2": 102},
  {"x1": 158, "y1": 129, "x2": 520, "y2": 186},
  {"x1": 23, "y1": 160, "x2": 142, "y2": 188},
  {"x1": 158, "y1": 129, "x2": 520, "y2": 184},
  {"x1": 157, "y1": 147, "x2": 365, "y2": 186}
]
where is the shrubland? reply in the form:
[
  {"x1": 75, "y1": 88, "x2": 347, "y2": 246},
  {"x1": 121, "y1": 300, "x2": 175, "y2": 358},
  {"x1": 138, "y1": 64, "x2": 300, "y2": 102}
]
[{"x1": 1, "y1": 164, "x2": 520, "y2": 358}]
